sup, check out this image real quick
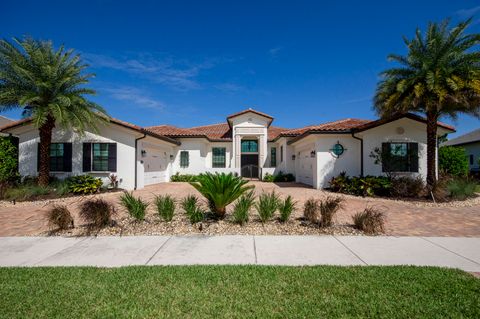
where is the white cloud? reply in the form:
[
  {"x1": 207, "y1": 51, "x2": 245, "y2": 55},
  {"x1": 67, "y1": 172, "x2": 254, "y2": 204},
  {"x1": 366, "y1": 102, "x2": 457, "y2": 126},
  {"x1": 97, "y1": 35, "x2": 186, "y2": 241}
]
[
  {"x1": 268, "y1": 46, "x2": 283, "y2": 58},
  {"x1": 214, "y1": 82, "x2": 244, "y2": 92},
  {"x1": 83, "y1": 53, "x2": 219, "y2": 90},
  {"x1": 103, "y1": 86, "x2": 165, "y2": 111},
  {"x1": 455, "y1": 5, "x2": 480, "y2": 18}
]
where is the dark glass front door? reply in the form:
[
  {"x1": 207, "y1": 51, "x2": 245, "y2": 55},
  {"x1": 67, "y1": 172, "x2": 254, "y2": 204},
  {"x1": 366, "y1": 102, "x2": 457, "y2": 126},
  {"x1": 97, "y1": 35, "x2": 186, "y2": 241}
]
[{"x1": 241, "y1": 154, "x2": 259, "y2": 178}]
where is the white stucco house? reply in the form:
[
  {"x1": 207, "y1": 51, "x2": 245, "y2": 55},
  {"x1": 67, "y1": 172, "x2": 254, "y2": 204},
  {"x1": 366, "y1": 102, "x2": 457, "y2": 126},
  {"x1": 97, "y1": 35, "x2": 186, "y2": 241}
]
[{"x1": 0, "y1": 108, "x2": 455, "y2": 190}]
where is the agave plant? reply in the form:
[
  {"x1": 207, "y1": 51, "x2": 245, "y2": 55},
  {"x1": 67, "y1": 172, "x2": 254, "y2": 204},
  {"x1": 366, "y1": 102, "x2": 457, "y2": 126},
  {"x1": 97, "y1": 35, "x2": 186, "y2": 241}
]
[{"x1": 189, "y1": 172, "x2": 254, "y2": 218}]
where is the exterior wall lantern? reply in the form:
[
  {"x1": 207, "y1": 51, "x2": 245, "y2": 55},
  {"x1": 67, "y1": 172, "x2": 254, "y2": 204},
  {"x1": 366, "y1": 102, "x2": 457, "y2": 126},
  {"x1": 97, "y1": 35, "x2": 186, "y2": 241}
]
[
  {"x1": 292, "y1": 154, "x2": 296, "y2": 160},
  {"x1": 169, "y1": 154, "x2": 174, "y2": 161},
  {"x1": 141, "y1": 150, "x2": 147, "y2": 157},
  {"x1": 310, "y1": 150, "x2": 316, "y2": 158}
]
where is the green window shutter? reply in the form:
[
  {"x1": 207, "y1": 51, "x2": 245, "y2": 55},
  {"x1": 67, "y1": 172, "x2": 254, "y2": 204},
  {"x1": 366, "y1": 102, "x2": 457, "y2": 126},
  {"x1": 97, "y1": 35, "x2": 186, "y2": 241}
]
[
  {"x1": 381, "y1": 143, "x2": 389, "y2": 172},
  {"x1": 212, "y1": 147, "x2": 226, "y2": 168},
  {"x1": 82, "y1": 143, "x2": 92, "y2": 172},
  {"x1": 63, "y1": 143, "x2": 72, "y2": 172},
  {"x1": 270, "y1": 147, "x2": 276, "y2": 167},
  {"x1": 280, "y1": 146, "x2": 283, "y2": 162},
  {"x1": 108, "y1": 143, "x2": 117, "y2": 172},
  {"x1": 408, "y1": 143, "x2": 419, "y2": 172},
  {"x1": 180, "y1": 151, "x2": 189, "y2": 168}
]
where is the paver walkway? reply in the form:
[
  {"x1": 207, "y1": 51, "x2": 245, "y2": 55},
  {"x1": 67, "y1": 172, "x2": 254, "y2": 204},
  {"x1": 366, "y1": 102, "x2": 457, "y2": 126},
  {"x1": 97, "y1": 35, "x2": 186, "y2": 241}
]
[
  {"x1": 1, "y1": 182, "x2": 479, "y2": 237},
  {"x1": 1, "y1": 236, "x2": 479, "y2": 272}
]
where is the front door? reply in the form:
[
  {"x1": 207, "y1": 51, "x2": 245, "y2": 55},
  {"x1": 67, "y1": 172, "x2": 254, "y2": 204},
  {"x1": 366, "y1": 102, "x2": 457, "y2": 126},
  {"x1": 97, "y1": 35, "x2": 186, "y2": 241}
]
[{"x1": 241, "y1": 154, "x2": 259, "y2": 178}]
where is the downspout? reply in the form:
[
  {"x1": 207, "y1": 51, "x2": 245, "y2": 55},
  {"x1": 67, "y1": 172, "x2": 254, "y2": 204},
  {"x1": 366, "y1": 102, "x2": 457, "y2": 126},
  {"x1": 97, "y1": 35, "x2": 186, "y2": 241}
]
[
  {"x1": 351, "y1": 131, "x2": 364, "y2": 177},
  {"x1": 134, "y1": 133, "x2": 147, "y2": 190}
]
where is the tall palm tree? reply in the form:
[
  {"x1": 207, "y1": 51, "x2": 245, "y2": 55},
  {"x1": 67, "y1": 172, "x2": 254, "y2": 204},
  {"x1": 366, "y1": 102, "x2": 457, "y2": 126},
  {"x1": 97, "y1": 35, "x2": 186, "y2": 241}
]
[
  {"x1": 0, "y1": 38, "x2": 107, "y2": 186},
  {"x1": 374, "y1": 19, "x2": 480, "y2": 186}
]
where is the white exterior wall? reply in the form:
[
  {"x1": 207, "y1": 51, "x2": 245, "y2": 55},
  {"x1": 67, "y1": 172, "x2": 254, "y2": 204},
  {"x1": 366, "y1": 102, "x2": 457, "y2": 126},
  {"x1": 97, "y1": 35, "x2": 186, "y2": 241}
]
[
  {"x1": 359, "y1": 118, "x2": 429, "y2": 180},
  {"x1": 12, "y1": 124, "x2": 140, "y2": 190},
  {"x1": 314, "y1": 134, "x2": 361, "y2": 189},
  {"x1": 171, "y1": 139, "x2": 238, "y2": 176}
]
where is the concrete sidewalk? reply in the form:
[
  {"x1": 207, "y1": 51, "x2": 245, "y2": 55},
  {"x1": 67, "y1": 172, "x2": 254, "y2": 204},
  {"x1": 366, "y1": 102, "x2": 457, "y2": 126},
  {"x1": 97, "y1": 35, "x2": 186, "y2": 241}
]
[{"x1": 0, "y1": 236, "x2": 479, "y2": 271}]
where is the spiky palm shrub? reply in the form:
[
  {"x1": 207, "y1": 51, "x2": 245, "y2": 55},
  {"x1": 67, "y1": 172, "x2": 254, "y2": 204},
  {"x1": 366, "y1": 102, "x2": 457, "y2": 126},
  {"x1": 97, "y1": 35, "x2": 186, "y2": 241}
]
[
  {"x1": 255, "y1": 191, "x2": 280, "y2": 223},
  {"x1": 180, "y1": 195, "x2": 204, "y2": 224},
  {"x1": 120, "y1": 192, "x2": 148, "y2": 221},
  {"x1": 232, "y1": 190, "x2": 255, "y2": 225},
  {"x1": 278, "y1": 195, "x2": 297, "y2": 223},
  {"x1": 189, "y1": 173, "x2": 254, "y2": 219},
  {"x1": 154, "y1": 195, "x2": 176, "y2": 221},
  {"x1": 0, "y1": 38, "x2": 108, "y2": 186},
  {"x1": 374, "y1": 19, "x2": 480, "y2": 187}
]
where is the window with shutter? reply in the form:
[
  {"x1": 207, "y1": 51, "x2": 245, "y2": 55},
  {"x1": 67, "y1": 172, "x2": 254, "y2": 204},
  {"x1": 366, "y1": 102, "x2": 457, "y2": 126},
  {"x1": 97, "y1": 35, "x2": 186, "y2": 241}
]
[
  {"x1": 180, "y1": 151, "x2": 189, "y2": 168},
  {"x1": 381, "y1": 142, "x2": 419, "y2": 172}
]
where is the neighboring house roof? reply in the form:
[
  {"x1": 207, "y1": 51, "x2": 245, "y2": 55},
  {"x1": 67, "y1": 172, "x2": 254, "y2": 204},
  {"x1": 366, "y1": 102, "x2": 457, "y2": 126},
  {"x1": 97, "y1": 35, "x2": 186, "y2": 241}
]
[
  {"x1": 0, "y1": 115, "x2": 13, "y2": 127},
  {"x1": 443, "y1": 128, "x2": 480, "y2": 147},
  {"x1": 0, "y1": 117, "x2": 181, "y2": 146}
]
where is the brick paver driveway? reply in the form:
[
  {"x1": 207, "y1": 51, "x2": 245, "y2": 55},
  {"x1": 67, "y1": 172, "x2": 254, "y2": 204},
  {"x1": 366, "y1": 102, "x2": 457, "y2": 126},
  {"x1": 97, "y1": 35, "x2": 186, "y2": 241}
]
[{"x1": 0, "y1": 182, "x2": 479, "y2": 237}]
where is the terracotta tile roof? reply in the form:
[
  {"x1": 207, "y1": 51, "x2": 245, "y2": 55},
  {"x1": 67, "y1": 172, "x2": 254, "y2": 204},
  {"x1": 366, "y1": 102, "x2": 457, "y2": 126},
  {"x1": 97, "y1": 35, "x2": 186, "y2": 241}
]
[{"x1": 0, "y1": 117, "x2": 181, "y2": 145}]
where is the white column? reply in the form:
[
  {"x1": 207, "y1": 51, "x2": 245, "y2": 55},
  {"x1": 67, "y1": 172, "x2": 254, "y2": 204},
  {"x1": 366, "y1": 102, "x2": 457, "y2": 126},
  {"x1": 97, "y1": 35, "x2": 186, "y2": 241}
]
[
  {"x1": 235, "y1": 134, "x2": 241, "y2": 168},
  {"x1": 259, "y1": 135, "x2": 265, "y2": 168}
]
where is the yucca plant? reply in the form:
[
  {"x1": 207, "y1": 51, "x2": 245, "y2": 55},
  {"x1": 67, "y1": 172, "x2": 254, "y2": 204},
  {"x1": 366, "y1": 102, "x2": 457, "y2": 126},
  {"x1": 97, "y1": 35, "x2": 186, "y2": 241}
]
[
  {"x1": 120, "y1": 192, "x2": 148, "y2": 221},
  {"x1": 180, "y1": 195, "x2": 204, "y2": 224},
  {"x1": 154, "y1": 194, "x2": 176, "y2": 221},
  {"x1": 232, "y1": 190, "x2": 255, "y2": 225},
  {"x1": 189, "y1": 172, "x2": 254, "y2": 219},
  {"x1": 278, "y1": 195, "x2": 297, "y2": 223},
  {"x1": 255, "y1": 191, "x2": 280, "y2": 223}
]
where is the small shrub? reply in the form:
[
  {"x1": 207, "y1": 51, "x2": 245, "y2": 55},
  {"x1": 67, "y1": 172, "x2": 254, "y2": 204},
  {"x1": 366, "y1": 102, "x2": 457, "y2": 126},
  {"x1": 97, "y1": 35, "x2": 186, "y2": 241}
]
[
  {"x1": 120, "y1": 192, "x2": 148, "y2": 220},
  {"x1": 447, "y1": 178, "x2": 478, "y2": 200},
  {"x1": 390, "y1": 176, "x2": 425, "y2": 198},
  {"x1": 79, "y1": 199, "x2": 115, "y2": 228},
  {"x1": 319, "y1": 196, "x2": 344, "y2": 227},
  {"x1": 232, "y1": 190, "x2": 255, "y2": 225},
  {"x1": 255, "y1": 191, "x2": 280, "y2": 222},
  {"x1": 429, "y1": 178, "x2": 450, "y2": 202},
  {"x1": 154, "y1": 195, "x2": 176, "y2": 221},
  {"x1": 353, "y1": 207, "x2": 385, "y2": 234},
  {"x1": 4, "y1": 184, "x2": 50, "y2": 201},
  {"x1": 170, "y1": 172, "x2": 198, "y2": 182},
  {"x1": 329, "y1": 173, "x2": 392, "y2": 197},
  {"x1": 439, "y1": 146, "x2": 469, "y2": 177},
  {"x1": 46, "y1": 205, "x2": 74, "y2": 230},
  {"x1": 262, "y1": 173, "x2": 275, "y2": 182},
  {"x1": 0, "y1": 137, "x2": 19, "y2": 199},
  {"x1": 303, "y1": 198, "x2": 319, "y2": 224},
  {"x1": 262, "y1": 171, "x2": 295, "y2": 183},
  {"x1": 278, "y1": 195, "x2": 296, "y2": 223},
  {"x1": 68, "y1": 175, "x2": 103, "y2": 195},
  {"x1": 181, "y1": 195, "x2": 204, "y2": 224}
]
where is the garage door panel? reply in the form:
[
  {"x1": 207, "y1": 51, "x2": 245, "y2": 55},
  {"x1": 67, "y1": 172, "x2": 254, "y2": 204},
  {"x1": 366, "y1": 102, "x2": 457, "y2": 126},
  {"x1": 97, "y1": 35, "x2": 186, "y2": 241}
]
[
  {"x1": 143, "y1": 148, "x2": 168, "y2": 186},
  {"x1": 298, "y1": 151, "x2": 313, "y2": 186}
]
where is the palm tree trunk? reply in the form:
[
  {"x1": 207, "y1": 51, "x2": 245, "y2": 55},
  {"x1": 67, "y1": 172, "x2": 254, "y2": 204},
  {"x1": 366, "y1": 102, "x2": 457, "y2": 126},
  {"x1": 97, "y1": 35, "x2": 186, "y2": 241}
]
[
  {"x1": 426, "y1": 110, "x2": 438, "y2": 187},
  {"x1": 38, "y1": 115, "x2": 55, "y2": 186}
]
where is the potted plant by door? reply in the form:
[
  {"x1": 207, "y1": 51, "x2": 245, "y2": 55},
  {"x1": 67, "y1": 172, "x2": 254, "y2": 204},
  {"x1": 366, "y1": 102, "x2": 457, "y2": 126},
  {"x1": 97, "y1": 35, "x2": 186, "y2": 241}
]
[{"x1": 108, "y1": 174, "x2": 118, "y2": 189}]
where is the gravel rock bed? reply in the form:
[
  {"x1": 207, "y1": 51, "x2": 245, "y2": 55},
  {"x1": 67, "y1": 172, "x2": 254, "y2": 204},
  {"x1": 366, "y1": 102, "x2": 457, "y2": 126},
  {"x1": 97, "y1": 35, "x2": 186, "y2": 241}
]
[{"x1": 43, "y1": 212, "x2": 363, "y2": 237}]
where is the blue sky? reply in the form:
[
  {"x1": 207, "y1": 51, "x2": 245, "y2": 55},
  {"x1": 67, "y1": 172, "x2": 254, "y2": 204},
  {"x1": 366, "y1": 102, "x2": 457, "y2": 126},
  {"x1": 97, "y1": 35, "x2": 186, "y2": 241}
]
[{"x1": 1, "y1": 0, "x2": 479, "y2": 136}]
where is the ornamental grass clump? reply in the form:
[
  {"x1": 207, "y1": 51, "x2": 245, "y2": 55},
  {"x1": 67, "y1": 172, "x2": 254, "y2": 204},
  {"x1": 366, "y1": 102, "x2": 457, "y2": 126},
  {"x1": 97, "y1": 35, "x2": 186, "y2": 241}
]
[
  {"x1": 181, "y1": 195, "x2": 204, "y2": 224},
  {"x1": 232, "y1": 190, "x2": 255, "y2": 225},
  {"x1": 120, "y1": 192, "x2": 148, "y2": 221},
  {"x1": 255, "y1": 191, "x2": 280, "y2": 222},
  {"x1": 79, "y1": 199, "x2": 115, "y2": 228},
  {"x1": 303, "y1": 198, "x2": 319, "y2": 224},
  {"x1": 189, "y1": 172, "x2": 254, "y2": 219},
  {"x1": 319, "y1": 196, "x2": 344, "y2": 227},
  {"x1": 46, "y1": 205, "x2": 74, "y2": 230},
  {"x1": 278, "y1": 195, "x2": 296, "y2": 223},
  {"x1": 154, "y1": 194, "x2": 176, "y2": 221},
  {"x1": 352, "y1": 206, "x2": 385, "y2": 234}
]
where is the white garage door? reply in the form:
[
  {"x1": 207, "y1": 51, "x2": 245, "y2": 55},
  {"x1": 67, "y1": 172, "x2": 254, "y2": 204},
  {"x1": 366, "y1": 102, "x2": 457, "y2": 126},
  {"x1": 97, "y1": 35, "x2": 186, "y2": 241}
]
[
  {"x1": 143, "y1": 148, "x2": 168, "y2": 186},
  {"x1": 298, "y1": 151, "x2": 314, "y2": 186}
]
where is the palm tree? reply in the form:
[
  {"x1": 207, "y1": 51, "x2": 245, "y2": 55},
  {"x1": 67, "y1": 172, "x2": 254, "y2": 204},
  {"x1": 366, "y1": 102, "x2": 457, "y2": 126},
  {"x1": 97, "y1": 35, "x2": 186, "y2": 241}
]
[
  {"x1": 190, "y1": 172, "x2": 254, "y2": 218},
  {"x1": 0, "y1": 38, "x2": 107, "y2": 186},
  {"x1": 374, "y1": 19, "x2": 480, "y2": 187}
]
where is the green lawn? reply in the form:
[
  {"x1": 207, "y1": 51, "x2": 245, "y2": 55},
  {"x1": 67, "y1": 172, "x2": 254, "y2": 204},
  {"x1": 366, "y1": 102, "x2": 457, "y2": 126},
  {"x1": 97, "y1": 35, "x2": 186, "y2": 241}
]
[{"x1": 0, "y1": 266, "x2": 479, "y2": 318}]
